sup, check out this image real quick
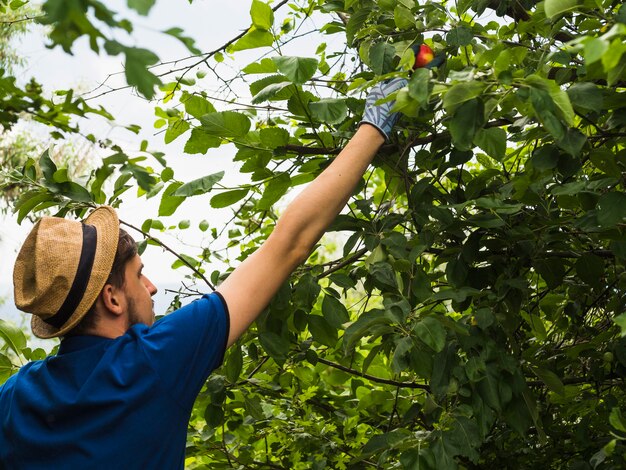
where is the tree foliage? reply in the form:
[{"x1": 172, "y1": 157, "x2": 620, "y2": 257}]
[{"x1": 2, "y1": 0, "x2": 626, "y2": 468}]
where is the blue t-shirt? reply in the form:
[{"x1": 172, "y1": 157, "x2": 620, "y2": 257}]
[{"x1": 0, "y1": 292, "x2": 229, "y2": 470}]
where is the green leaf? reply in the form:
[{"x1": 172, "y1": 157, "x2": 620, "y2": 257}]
[
  {"x1": 164, "y1": 118, "x2": 190, "y2": 144},
  {"x1": 343, "y1": 310, "x2": 393, "y2": 352},
  {"x1": 408, "y1": 68, "x2": 432, "y2": 107},
  {"x1": 589, "y1": 149, "x2": 622, "y2": 178},
  {"x1": 210, "y1": 189, "x2": 249, "y2": 208},
  {"x1": 123, "y1": 46, "x2": 161, "y2": 100},
  {"x1": 0, "y1": 354, "x2": 14, "y2": 383},
  {"x1": 53, "y1": 168, "x2": 69, "y2": 183},
  {"x1": 609, "y1": 407, "x2": 626, "y2": 432},
  {"x1": 258, "y1": 173, "x2": 291, "y2": 210},
  {"x1": 251, "y1": 78, "x2": 292, "y2": 104},
  {"x1": 158, "y1": 182, "x2": 185, "y2": 217},
  {"x1": 544, "y1": 0, "x2": 579, "y2": 19},
  {"x1": 617, "y1": 3, "x2": 626, "y2": 24},
  {"x1": 127, "y1": 0, "x2": 155, "y2": 15},
  {"x1": 231, "y1": 29, "x2": 274, "y2": 52},
  {"x1": 534, "y1": 258, "x2": 565, "y2": 289},
  {"x1": 258, "y1": 331, "x2": 289, "y2": 364},
  {"x1": 243, "y1": 58, "x2": 278, "y2": 74},
  {"x1": 432, "y1": 287, "x2": 481, "y2": 302},
  {"x1": 204, "y1": 403, "x2": 224, "y2": 428},
  {"x1": 345, "y1": 8, "x2": 370, "y2": 46},
  {"x1": 474, "y1": 127, "x2": 507, "y2": 160},
  {"x1": 362, "y1": 429, "x2": 412, "y2": 457},
  {"x1": 39, "y1": 149, "x2": 57, "y2": 181},
  {"x1": 575, "y1": 253, "x2": 604, "y2": 286},
  {"x1": 369, "y1": 42, "x2": 396, "y2": 75},
  {"x1": 614, "y1": 313, "x2": 626, "y2": 336},
  {"x1": 446, "y1": 24, "x2": 473, "y2": 47},
  {"x1": 322, "y1": 295, "x2": 350, "y2": 329},
  {"x1": 308, "y1": 315, "x2": 338, "y2": 347},
  {"x1": 244, "y1": 394, "x2": 266, "y2": 420},
  {"x1": 273, "y1": 56, "x2": 318, "y2": 84},
  {"x1": 15, "y1": 192, "x2": 52, "y2": 224},
  {"x1": 308, "y1": 98, "x2": 348, "y2": 124},
  {"x1": 163, "y1": 27, "x2": 201, "y2": 55},
  {"x1": 173, "y1": 171, "x2": 224, "y2": 197},
  {"x1": 368, "y1": 262, "x2": 398, "y2": 292},
  {"x1": 200, "y1": 112, "x2": 251, "y2": 138},
  {"x1": 526, "y1": 75, "x2": 575, "y2": 126},
  {"x1": 431, "y1": 436, "x2": 458, "y2": 470},
  {"x1": 597, "y1": 192, "x2": 626, "y2": 227},
  {"x1": 530, "y1": 366, "x2": 565, "y2": 396},
  {"x1": 259, "y1": 127, "x2": 289, "y2": 148},
  {"x1": 446, "y1": 256, "x2": 468, "y2": 288},
  {"x1": 224, "y1": 345, "x2": 243, "y2": 383},
  {"x1": 393, "y1": 5, "x2": 414, "y2": 30},
  {"x1": 521, "y1": 312, "x2": 547, "y2": 341},
  {"x1": 413, "y1": 317, "x2": 446, "y2": 352},
  {"x1": 250, "y1": 0, "x2": 274, "y2": 31},
  {"x1": 61, "y1": 182, "x2": 93, "y2": 203},
  {"x1": 444, "y1": 416, "x2": 481, "y2": 462},
  {"x1": 531, "y1": 144, "x2": 560, "y2": 170},
  {"x1": 183, "y1": 95, "x2": 216, "y2": 119},
  {"x1": 184, "y1": 128, "x2": 222, "y2": 155},
  {"x1": 529, "y1": 87, "x2": 566, "y2": 140},
  {"x1": 443, "y1": 81, "x2": 485, "y2": 114},
  {"x1": 449, "y1": 98, "x2": 485, "y2": 151},
  {"x1": 567, "y1": 82, "x2": 603, "y2": 111},
  {"x1": 0, "y1": 319, "x2": 26, "y2": 355},
  {"x1": 391, "y1": 337, "x2": 414, "y2": 373}
]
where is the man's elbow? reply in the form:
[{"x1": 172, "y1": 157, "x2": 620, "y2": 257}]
[{"x1": 268, "y1": 226, "x2": 315, "y2": 268}]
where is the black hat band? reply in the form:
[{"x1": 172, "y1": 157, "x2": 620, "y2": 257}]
[{"x1": 44, "y1": 224, "x2": 98, "y2": 329}]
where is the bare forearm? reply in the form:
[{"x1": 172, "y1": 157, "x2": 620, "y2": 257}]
[{"x1": 271, "y1": 124, "x2": 385, "y2": 261}]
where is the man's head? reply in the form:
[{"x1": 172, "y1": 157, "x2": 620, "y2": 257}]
[
  {"x1": 69, "y1": 228, "x2": 157, "y2": 336},
  {"x1": 12, "y1": 206, "x2": 157, "y2": 339}
]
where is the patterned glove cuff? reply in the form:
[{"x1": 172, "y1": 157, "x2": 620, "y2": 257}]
[{"x1": 360, "y1": 78, "x2": 408, "y2": 142}]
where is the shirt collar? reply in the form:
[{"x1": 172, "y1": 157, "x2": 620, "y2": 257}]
[{"x1": 58, "y1": 335, "x2": 114, "y2": 355}]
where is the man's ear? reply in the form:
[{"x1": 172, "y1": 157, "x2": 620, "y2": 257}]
[{"x1": 100, "y1": 283, "x2": 125, "y2": 316}]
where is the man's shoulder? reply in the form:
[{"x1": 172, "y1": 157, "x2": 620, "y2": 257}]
[{"x1": 0, "y1": 359, "x2": 45, "y2": 396}]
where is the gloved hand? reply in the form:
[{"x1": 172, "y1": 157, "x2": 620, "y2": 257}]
[{"x1": 360, "y1": 77, "x2": 408, "y2": 142}]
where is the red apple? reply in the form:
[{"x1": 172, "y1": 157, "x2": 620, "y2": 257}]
[{"x1": 413, "y1": 44, "x2": 435, "y2": 69}]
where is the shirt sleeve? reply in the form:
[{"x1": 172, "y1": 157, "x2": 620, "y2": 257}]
[{"x1": 137, "y1": 291, "x2": 230, "y2": 409}]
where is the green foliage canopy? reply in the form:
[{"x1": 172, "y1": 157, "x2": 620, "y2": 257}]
[{"x1": 2, "y1": 0, "x2": 626, "y2": 468}]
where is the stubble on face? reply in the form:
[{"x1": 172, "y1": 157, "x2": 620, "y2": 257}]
[{"x1": 126, "y1": 297, "x2": 155, "y2": 329}]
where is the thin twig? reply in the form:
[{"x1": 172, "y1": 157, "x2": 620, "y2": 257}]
[
  {"x1": 0, "y1": 15, "x2": 44, "y2": 25},
  {"x1": 119, "y1": 219, "x2": 215, "y2": 290},
  {"x1": 315, "y1": 357, "x2": 430, "y2": 390},
  {"x1": 315, "y1": 248, "x2": 368, "y2": 280}
]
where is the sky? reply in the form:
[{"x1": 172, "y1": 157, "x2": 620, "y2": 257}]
[{"x1": 0, "y1": 0, "x2": 322, "y2": 327}]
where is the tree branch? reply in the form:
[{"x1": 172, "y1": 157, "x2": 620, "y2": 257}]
[
  {"x1": 119, "y1": 219, "x2": 215, "y2": 291},
  {"x1": 0, "y1": 14, "x2": 44, "y2": 24},
  {"x1": 315, "y1": 248, "x2": 369, "y2": 280},
  {"x1": 315, "y1": 357, "x2": 430, "y2": 390}
]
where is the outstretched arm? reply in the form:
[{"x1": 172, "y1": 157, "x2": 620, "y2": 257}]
[
  {"x1": 217, "y1": 80, "x2": 406, "y2": 347},
  {"x1": 217, "y1": 124, "x2": 382, "y2": 346}
]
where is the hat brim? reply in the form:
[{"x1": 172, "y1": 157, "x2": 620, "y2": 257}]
[{"x1": 31, "y1": 206, "x2": 119, "y2": 339}]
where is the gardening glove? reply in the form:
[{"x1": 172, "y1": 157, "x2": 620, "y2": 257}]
[{"x1": 360, "y1": 77, "x2": 408, "y2": 142}]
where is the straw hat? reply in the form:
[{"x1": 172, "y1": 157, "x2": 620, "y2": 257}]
[{"x1": 13, "y1": 206, "x2": 119, "y2": 338}]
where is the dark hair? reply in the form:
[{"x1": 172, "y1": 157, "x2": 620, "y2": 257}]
[{"x1": 65, "y1": 228, "x2": 137, "y2": 336}]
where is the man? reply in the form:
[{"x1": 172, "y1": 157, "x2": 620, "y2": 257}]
[{"x1": 0, "y1": 78, "x2": 406, "y2": 469}]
